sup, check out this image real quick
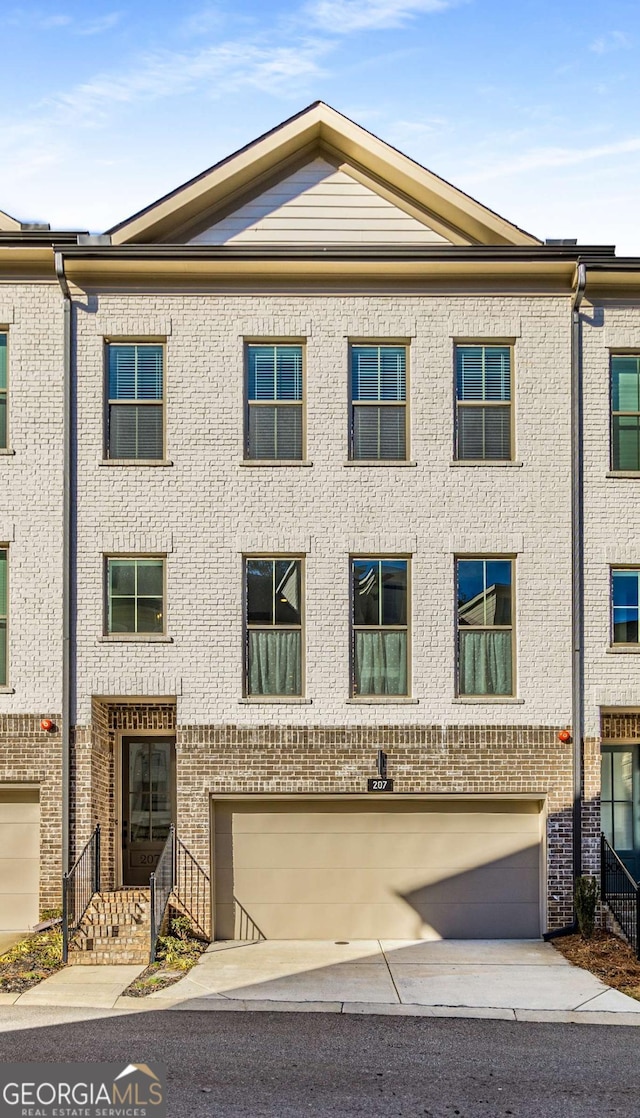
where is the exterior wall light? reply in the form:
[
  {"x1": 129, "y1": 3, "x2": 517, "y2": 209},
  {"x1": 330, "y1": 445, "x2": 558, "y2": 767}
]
[
  {"x1": 40, "y1": 718, "x2": 55, "y2": 732},
  {"x1": 558, "y1": 729, "x2": 572, "y2": 743}
]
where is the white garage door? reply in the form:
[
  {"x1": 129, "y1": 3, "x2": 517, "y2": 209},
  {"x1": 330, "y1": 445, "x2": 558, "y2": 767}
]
[
  {"x1": 0, "y1": 788, "x2": 40, "y2": 931},
  {"x1": 213, "y1": 798, "x2": 543, "y2": 941}
]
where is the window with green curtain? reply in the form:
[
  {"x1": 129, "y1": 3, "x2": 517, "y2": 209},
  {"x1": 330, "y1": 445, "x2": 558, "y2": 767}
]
[
  {"x1": 0, "y1": 550, "x2": 6, "y2": 685},
  {"x1": 247, "y1": 345, "x2": 303, "y2": 460},
  {"x1": 0, "y1": 334, "x2": 7, "y2": 450},
  {"x1": 611, "y1": 356, "x2": 640, "y2": 471},
  {"x1": 107, "y1": 343, "x2": 164, "y2": 460},
  {"x1": 456, "y1": 558, "x2": 513, "y2": 695},
  {"x1": 350, "y1": 345, "x2": 407, "y2": 460},
  {"x1": 455, "y1": 345, "x2": 512, "y2": 460},
  {"x1": 351, "y1": 558, "x2": 408, "y2": 695},
  {"x1": 245, "y1": 558, "x2": 302, "y2": 695},
  {"x1": 107, "y1": 558, "x2": 164, "y2": 634}
]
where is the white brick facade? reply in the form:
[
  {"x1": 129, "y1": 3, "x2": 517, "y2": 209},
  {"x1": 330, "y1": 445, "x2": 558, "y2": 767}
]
[{"x1": 74, "y1": 293, "x2": 574, "y2": 728}]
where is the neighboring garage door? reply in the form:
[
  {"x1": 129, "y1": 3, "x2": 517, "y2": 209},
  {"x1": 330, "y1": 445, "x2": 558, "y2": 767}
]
[
  {"x1": 0, "y1": 788, "x2": 40, "y2": 931},
  {"x1": 213, "y1": 799, "x2": 542, "y2": 941}
]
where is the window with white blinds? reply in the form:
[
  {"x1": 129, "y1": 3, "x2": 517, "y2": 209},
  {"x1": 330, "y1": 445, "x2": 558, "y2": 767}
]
[
  {"x1": 455, "y1": 345, "x2": 512, "y2": 461},
  {"x1": 246, "y1": 345, "x2": 303, "y2": 460},
  {"x1": 107, "y1": 344, "x2": 164, "y2": 460},
  {"x1": 611, "y1": 356, "x2": 640, "y2": 471},
  {"x1": 350, "y1": 345, "x2": 407, "y2": 461}
]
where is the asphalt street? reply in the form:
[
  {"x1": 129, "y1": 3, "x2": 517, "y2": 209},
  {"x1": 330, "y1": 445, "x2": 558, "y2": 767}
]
[{"x1": 0, "y1": 1008, "x2": 635, "y2": 1117}]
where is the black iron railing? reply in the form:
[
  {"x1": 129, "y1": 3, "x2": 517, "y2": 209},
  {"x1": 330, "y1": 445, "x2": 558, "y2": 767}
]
[
  {"x1": 601, "y1": 833, "x2": 640, "y2": 958},
  {"x1": 150, "y1": 825, "x2": 176, "y2": 963},
  {"x1": 175, "y1": 836, "x2": 210, "y2": 940},
  {"x1": 62, "y1": 824, "x2": 101, "y2": 963}
]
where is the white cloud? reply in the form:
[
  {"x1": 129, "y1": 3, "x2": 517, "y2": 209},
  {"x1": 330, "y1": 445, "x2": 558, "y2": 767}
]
[
  {"x1": 179, "y1": 5, "x2": 225, "y2": 37},
  {"x1": 76, "y1": 12, "x2": 122, "y2": 36},
  {"x1": 467, "y1": 137, "x2": 640, "y2": 182},
  {"x1": 590, "y1": 30, "x2": 632, "y2": 54},
  {"x1": 304, "y1": 0, "x2": 456, "y2": 33},
  {"x1": 0, "y1": 9, "x2": 72, "y2": 29},
  {"x1": 46, "y1": 39, "x2": 327, "y2": 124}
]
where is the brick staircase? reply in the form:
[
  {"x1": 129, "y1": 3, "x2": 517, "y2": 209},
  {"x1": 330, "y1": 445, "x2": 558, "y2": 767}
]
[{"x1": 67, "y1": 889, "x2": 151, "y2": 965}]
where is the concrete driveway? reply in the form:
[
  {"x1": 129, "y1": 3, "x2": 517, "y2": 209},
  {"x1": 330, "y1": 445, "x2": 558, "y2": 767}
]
[{"x1": 143, "y1": 939, "x2": 640, "y2": 1017}]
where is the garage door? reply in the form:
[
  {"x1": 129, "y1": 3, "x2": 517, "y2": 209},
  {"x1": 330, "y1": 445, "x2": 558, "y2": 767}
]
[
  {"x1": 0, "y1": 788, "x2": 40, "y2": 931},
  {"x1": 213, "y1": 799, "x2": 542, "y2": 941}
]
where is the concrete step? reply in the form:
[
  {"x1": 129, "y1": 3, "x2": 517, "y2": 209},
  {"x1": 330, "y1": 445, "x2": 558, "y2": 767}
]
[{"x1": 67, "y1": 949, "x2": 149, "y2": 965}]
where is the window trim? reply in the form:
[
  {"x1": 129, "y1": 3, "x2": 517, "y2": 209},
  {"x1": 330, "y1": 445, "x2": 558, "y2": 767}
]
[
  {"x1": 348, "y1": 341, "x2": 410, "y2": 463},
  {"x1": 104, "y1": 339, "x2": 167, "y2": 462},
  {"x1": 349, "y1": 554, "x2": 411, "y2": 699},
  {"x1": 610, "y1": 565, "x2": 640, "y2": 647},
  {"x1": 0, "y1": 547, "x2": 8, "y2": 687},
  {"x1": 455, "y1": 554, "x2": 516, "y2": 698},
  {"x1": 609, "y1": 351, "x2": 640, "y2": 473},
  {"x1": 243, "y1": 554, "x2": 305, "y2": 698},
  {"x1": 0, "y1": 330, "x2": 9, "y2": 452},
  {"x1": 104, "y1": 554, "x2": 167, "y2": 639},
  {"x1": 453, "y1": 340, "x2": 515, "y2": 463},
  {"x1": 244, "y1": 340, "x2": 306, "y2": 462}
]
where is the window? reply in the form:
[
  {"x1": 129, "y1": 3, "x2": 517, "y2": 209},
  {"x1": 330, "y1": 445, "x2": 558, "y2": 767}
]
[
  {"x1": 107, "y1": 558, "x2": 164, "y2": 634},
  {"x1": 456, "y1": 558, "x2": 514, "y2": 695},
  {"x1": 455, "y1": 345, "x2": 512, "y2": 460},
  {"x1": 611, "y1": 569, "x2": 640, "y2": 644},
  {"x1": 0, "y1": 334, "x2": 6, "y2": 449},
  {"x1": 246, "y1": 345, "x2": 303, "y2": 460},
  {"x1": 611, "y1": 355, "x2": 640, "y2": 471},
  {"x1": 245, "y1": 558, "x2": 302, "y2": 695},
  {"x1": 107, "y1": 343, "x2": 164, "y2": 460},
  {"x1": 0, "y1": 550, "x2": 6, "y2": 685},
  {"x1": 350, "y1": 345, "x2": 407, "y2": 460},
  {"x1": 351, "y1": 558, "x2": 408, "y2": 695}
]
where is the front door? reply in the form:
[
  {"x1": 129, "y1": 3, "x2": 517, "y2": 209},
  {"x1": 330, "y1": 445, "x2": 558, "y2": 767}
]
[
  {"x1": 122, "y1": 737, "x2": 176, "y2": 886},
  {"x1": 601, "y1": 746, "x2": 640, "y2": 881}
]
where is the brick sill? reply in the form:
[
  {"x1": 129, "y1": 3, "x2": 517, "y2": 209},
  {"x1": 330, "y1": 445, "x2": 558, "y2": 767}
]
[
  {"x1": 0, "y1": 449, "x2": 15, "y2": 456},
  {"x1": 239, "y1": 697, "x2": 312, "y2": 704},
  {"x1": 347, "y1": 697, "x2": 418, "y2": 705},
  {"x1": 343, "y1": 460, "x2": 417, "y2": 467},
  {"x1": 239, "y1": 460, "x2": 313, "y2": 468},
  {"x1": 449, "y1": 460, "x2": 523, "y2": 468},
  {"x1": 97, "y1": 634, "x2": 173, "y2": 643},
  {"x1": 99, "y1": 459, "x2": 173, "y2": 467},
  {"x1": 606, "y1": 646, "x2": 640, "y2": 654},
  {"x1": 0, "y1": 686, "x2": 15, "y2": 694},
  {"x1": 452, "y1": 696, "x2": 524, "y2": 704},
  {"x1": 606, "y1": 472, "x2": 640, "y2": 479}
]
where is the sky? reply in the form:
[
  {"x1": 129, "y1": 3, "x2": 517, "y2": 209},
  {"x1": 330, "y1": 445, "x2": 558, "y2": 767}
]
[{"x1": 1, "y1": 0, "x2": 639, "y2": 251}]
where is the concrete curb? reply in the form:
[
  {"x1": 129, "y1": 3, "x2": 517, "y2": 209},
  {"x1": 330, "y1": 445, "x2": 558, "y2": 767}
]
[{"x1": 107, "y1": 994, "x2": 640, "y2": 1025}]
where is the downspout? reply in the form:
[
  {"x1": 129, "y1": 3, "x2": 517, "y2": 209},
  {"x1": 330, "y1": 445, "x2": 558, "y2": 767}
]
[
  {"x1": 544, "y1": 261, "x2": 586, "y2": 940},
  {"x1": 571, "y1": 261, "x2": 587, "y2": 889},
  {"x1": 55, "y1": 251, "x2": 72, "y2": 874}
]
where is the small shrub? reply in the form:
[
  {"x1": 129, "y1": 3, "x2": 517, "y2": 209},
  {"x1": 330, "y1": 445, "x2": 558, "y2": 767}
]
[{"x1": 575, "y1": 875, "x2": 599, "y2": 940}]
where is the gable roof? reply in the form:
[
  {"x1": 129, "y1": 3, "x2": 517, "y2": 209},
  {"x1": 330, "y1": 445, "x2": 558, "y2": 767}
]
[
  {"x1": 107, "y1": 102, "x2": 541, "y2": 248},
  {"x1": 0, "y1": 208, "x2": 21, "y2": 233}
]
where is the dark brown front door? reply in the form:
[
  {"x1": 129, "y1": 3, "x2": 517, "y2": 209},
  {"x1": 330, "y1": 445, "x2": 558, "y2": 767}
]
[{"x1": 122, "y1": 737, "x2": 176, "y2": 886}]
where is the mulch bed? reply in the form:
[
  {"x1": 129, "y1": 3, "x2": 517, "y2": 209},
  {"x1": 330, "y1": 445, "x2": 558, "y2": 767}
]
[
  {"x1": 552, "y1": 929, "x2": 640, "y2": 999},
  {"x1": 0, "y1": 930, "x2": 64, "y2": 994}
]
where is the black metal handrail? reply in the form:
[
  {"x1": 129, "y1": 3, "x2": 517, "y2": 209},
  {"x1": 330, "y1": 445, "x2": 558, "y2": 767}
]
[
  {"x1": 601, "y1": 833, "x2": 640, "y2": 958},
  {"x1": 150, "y1": 825, "x2": 175, "y2": 963},
  {"x1": 62, "y1": 823, "x2": 101, "y2": 964},
  {"x1": 175, "y1": 836, "x2": 210, "y2": 940}
]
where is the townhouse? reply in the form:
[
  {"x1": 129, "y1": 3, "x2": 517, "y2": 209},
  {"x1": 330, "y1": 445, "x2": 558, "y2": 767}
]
[{"x1": 0, "y1": 102, "x2": 638, "y2": 942}]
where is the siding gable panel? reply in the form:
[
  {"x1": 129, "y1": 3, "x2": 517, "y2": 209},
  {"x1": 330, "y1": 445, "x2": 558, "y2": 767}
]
[{"x1": 188, "y1": 158, "x2": 452, "y2": 246}]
